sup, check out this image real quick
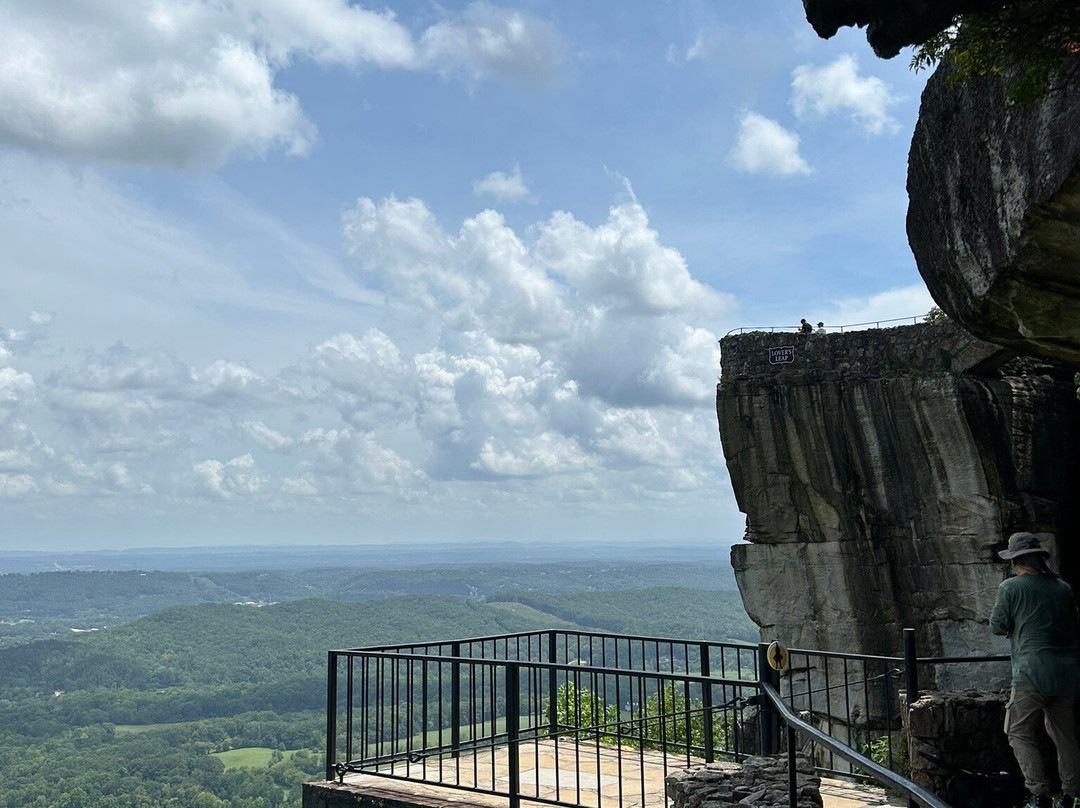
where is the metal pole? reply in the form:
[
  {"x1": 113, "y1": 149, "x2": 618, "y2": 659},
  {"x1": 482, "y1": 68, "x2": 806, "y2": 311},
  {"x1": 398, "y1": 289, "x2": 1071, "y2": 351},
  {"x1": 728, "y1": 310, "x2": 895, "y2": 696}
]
[
  {"x1": 548, "y1": 631, "x2": 558, "y2": 737},
  {"x1": 701, "y1": 643, "x2": 714, "y2": 763},
  {"x1": 787, "y1": 725, "x2": 797, "y2": 808},
  {"x1": 451, "y1": 642, "x2": 461, "y2": 759},
  {"x1": 507, "y1": 663, "x2": 521, "y2": 808},
  {"x1": 904, "y1": 628, "x2": 920, "y2": 808},
  {"x1": 758, "y1": 642, "x2": 780, "y2": 756},
  {"x1": 325, "y1": 651, "x2": 338, "y2": 781}
]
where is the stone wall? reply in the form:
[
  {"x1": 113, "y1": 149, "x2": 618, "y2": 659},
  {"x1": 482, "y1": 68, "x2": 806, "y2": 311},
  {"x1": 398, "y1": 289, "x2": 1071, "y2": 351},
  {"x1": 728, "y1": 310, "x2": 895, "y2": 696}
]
[
  {"x1": 717, "y1": 321, "x2": 1080, "y2": 692},
  {"x1": 904, "y1": 692, "x2": 1024, "y2": 803},
  {"x1": 666, "y1": 756, "x2": 821, "y2": 808}
]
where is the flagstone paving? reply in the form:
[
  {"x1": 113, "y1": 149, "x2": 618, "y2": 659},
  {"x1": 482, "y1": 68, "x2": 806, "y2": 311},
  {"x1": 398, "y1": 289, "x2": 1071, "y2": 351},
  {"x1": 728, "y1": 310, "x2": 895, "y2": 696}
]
[{"x1": 332, "y1": 739, "x2": 906, "y2": 808}]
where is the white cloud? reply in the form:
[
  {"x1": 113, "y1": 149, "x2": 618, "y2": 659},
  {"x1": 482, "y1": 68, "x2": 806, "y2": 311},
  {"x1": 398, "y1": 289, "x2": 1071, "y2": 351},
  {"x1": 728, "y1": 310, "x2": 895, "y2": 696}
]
[
  {"x1": 421, "y1": 2, "x2": 565, "y2": 85},
  {"x1": 827, "y1": 283, "x2": 936, "y2": 328},
  {"x1": 298, "y1": 428, "x2": 421, "y2": 493},
  {"x1": 0, "y1": 367, "x2": 34, "y2": 402},
  {"x1": 730, "y1": 112, "x2": 811, "y2": 177},
  {"x1": 0, "y1": 474, "x2": 37, "y2": 498},
  {"x1": 535, "y1": 204, "x2": 728, "y2": 315},
  {"x1": 791, "y1": 55, "x2": 899, "y2": 135},
  {"x1": 194, "y1": 454, "x2": 266, "y2": 499},
  {"x1": 240, "y1": 420, "x2": 294, "y2": 452},
  {"x1": 473, "y1": 432, "x2": 590, "y2": 477},
  {"x1": 473, "y1": 166, "x2": 530, "y2": 202},
  {"x1": 0, "y1": 1, "x2": 564, "y2": 167}
]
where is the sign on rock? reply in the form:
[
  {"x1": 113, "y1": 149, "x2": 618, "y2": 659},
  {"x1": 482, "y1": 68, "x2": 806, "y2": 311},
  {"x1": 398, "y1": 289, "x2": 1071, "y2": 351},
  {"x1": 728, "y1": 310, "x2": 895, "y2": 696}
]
[
  {"x1": 767, "y1": 641, "x2": 788, "y2": 671},
  {"x1": 768, "y1": 346, "x2": 794, "y2": 364}
]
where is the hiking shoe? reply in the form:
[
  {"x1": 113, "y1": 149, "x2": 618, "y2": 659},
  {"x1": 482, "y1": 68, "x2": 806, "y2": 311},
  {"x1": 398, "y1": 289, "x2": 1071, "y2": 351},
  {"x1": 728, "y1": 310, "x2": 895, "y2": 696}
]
[{"x1": 1056, "y1": 795, "x2": 1080, "y2": 808}]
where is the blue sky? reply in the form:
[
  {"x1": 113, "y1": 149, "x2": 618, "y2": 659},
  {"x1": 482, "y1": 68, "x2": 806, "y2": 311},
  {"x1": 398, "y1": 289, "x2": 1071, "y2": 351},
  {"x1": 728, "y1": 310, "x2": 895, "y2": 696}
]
[{"x1": 0, "y1": 0, "x2": 934, "y2": 550}]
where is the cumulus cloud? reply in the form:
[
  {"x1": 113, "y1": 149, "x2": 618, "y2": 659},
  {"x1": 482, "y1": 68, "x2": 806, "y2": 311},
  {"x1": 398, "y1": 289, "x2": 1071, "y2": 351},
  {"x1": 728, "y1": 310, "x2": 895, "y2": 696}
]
[
  {"x1": 473, "y1": 166, "x2": 530, "y2": 202},
  {"x1": 791, "y1": 55, "x2": 899, "y2": 135},
  {"x1": 1, "y1": 187, "x2": 732, "y2": 529},
  {"x1": 536, "y1": 203, "x2": 726, "y2": 315},
  {"x1": 0, "y1": 1, "x2": 565, "y2": 167},
  {"x1": 194, "y1": 454, "x2": 266, "y2": 499},
  {"x1": 730, "y1": 112, "x2": 811, "y2": 177}
]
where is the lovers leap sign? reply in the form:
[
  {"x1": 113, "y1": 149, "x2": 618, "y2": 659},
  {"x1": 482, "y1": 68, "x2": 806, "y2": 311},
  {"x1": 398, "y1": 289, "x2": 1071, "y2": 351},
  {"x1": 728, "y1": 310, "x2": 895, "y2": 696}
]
[{"x1": 768, "y1": 346, "x2": 794, "y2": 365}]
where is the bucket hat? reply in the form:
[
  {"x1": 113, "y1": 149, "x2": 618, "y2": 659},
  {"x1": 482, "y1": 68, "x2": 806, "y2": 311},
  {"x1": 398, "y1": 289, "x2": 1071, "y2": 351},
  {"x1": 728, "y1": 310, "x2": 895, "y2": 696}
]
[{"x1": 998, "y1": 532, "x2": 1049, "y2": 560}]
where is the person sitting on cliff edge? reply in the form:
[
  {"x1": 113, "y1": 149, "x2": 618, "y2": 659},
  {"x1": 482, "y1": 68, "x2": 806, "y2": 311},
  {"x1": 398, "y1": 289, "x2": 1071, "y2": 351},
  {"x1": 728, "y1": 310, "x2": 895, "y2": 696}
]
[
  {"x1": 799, "y1": 318, "x2": 813, "y2": 334},
  {"x1": 815, "y1": 322, "x2": 826, "y2": 335},
  {"x1": 991, "y1": 532, "x2": 1080, "y2": 808}
]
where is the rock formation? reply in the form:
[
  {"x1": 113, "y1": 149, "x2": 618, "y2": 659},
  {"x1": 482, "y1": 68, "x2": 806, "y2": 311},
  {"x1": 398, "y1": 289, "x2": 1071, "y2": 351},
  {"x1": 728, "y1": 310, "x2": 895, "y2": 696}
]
[
  {"x1": 801, "y1": 0, "x2": 1002, "y2": 59},
  {"x1": 907, "y1": 63, "x2": 1080, "y2": 365},
  {"x1": 717, "y1": 321, "x2": 1080, "y2": 690}
]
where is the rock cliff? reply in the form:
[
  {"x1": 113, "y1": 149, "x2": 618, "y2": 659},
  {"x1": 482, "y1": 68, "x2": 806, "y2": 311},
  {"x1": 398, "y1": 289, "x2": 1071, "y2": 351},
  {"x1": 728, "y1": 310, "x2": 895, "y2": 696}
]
[
  {"x1": 801, "y1": 0, "x2": 1000, "y2": 59},
  {"x1": 907, "y1": 64, "x2": 1080, "y2": 365},
  {"x1": 717, "y1": 321, "x2": 1080, "y2": 689}
]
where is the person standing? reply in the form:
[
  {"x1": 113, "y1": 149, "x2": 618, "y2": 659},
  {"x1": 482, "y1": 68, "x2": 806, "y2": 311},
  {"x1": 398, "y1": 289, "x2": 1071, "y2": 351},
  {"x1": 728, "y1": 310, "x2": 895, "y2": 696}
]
[{"x1": 990, "y1": 532, "x2": 1080, "y2": 808}]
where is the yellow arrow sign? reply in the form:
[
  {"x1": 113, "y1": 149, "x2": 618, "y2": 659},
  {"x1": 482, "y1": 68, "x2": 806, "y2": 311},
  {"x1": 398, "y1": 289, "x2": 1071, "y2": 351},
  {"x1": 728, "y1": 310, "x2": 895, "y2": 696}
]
[{"x1": 767, "y1": 641, "x2": 788, "y2": 671}]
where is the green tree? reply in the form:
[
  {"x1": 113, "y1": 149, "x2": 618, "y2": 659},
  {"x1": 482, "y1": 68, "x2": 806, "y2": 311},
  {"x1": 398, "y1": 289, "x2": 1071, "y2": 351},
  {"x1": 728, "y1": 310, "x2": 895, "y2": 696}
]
[{"x1": 910, "y1": 1, "x2": 1080, "y2": 104}]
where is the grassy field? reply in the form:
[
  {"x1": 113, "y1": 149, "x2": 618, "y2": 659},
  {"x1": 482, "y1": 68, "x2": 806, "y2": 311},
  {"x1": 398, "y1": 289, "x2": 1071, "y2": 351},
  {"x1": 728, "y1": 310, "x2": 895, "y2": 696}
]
[{"x1": 211, "y1": 747, "x2": 299, "y2": 770}]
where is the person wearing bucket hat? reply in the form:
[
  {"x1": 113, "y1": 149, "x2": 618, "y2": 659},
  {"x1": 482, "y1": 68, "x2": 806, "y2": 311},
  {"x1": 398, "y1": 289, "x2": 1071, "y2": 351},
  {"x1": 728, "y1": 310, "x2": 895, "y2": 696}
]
[{"x1": 990, "y1": 532, "x2": 1080, "y2": 808}]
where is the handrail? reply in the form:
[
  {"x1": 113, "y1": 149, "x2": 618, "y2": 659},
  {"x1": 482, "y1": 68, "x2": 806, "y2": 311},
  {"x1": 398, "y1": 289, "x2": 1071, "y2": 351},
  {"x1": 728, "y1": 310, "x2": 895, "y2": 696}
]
[
  {"x1": 724, "y1": 314, "x2": 928, "y2": 338},
  {"x1": 759, "y1": 681, "x2": 952, "y2": 808}
]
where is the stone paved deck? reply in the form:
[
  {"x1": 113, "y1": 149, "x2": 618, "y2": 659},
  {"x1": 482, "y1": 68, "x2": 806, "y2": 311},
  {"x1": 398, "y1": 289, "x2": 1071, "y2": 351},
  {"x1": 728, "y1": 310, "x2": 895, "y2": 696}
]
[{"x1": 321, "y1": 740, "x2": 905, "y2": 808}]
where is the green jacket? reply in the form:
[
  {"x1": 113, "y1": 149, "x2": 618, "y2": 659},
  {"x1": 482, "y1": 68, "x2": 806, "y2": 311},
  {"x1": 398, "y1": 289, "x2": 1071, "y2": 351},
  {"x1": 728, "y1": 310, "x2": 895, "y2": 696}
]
[{"x1": 990, "y1": 573, "x2": 1080, "y2": 697}]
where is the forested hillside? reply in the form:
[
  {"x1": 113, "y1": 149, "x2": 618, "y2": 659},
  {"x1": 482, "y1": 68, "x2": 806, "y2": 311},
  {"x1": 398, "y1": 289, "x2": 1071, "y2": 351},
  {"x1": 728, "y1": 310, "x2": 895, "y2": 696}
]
[
  {"x1": 0, "y1": 560, "x2": 737, "y2": 646},
  {"x1": 488, "y1": 587, "x2": 755, "y2": 641},
  {"x1": 0, "y1": 560, "x2": 752, "y2": 808}
]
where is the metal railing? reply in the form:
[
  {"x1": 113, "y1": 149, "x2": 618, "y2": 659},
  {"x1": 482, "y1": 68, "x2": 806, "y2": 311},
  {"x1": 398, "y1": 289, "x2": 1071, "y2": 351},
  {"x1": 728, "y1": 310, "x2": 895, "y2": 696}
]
[
  {"x1": 724, "y1": 314, "x2": 928, "y2": 337},
  {"x1": 323, "y1": 628, "x2": 1008, "y2": 808}
]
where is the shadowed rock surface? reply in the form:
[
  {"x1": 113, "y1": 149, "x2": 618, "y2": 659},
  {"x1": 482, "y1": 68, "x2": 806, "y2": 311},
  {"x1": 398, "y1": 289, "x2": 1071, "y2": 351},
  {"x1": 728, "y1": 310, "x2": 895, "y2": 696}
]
[
  {"x1": 717, "y1": 322, "x2": 1080, "y2": 689},
  {"x1": 907, "y1": 63, "x2": 1080, "y2": 365}
]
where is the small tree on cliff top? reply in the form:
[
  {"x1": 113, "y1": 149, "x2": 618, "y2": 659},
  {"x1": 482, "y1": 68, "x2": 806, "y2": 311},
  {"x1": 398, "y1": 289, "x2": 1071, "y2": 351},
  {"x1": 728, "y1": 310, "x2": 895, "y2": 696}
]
[{"x1": 910, "y1": 1, "x2": 1080, "y2": 104}]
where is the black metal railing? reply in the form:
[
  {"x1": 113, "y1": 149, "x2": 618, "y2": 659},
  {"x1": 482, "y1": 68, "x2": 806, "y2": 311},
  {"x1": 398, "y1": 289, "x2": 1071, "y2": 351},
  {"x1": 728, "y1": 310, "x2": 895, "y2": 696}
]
[{"x1": 323, "y1": 628, "x2": 1008, "y2": 808}]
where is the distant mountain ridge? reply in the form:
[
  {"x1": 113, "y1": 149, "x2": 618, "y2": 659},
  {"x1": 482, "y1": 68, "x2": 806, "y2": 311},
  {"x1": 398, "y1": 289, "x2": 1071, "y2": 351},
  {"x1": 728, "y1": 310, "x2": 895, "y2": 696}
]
[{"x1": 0, "y1": 540, "x2": 731, "y2": 574}]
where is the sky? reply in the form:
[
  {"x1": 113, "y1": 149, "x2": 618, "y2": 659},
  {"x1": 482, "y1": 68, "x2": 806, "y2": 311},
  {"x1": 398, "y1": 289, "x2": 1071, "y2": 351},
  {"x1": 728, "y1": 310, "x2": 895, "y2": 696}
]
[{"x1": 0, "y1": 0, "x2": 937, "y2": 551}]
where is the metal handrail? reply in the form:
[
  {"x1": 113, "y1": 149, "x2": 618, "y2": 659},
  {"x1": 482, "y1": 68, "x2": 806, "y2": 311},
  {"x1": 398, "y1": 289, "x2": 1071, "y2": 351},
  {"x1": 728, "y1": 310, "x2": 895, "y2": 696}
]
[
  {"x1": 760, "y1": 681, "x2": 951, "y2": 808},
  {"x1": 724, "y1": 314, "x2": 928, "y2": 337}
]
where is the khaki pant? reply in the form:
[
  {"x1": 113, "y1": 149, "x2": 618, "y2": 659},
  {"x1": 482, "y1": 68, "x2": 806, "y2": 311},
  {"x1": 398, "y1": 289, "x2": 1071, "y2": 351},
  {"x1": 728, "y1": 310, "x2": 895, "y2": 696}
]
[{"x1": 1005, "y1": 691, "x2": 1080, "y2": 796}]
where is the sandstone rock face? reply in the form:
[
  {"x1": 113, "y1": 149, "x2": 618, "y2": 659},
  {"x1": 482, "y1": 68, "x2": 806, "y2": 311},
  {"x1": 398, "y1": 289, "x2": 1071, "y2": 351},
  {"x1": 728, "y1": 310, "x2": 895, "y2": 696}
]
[
  {"x1": 907, "y1": 65, "x2": 1080, "y2": 365},
  {"x1": 717, "y1": 322, "x2": 1079, "y2": 690}
]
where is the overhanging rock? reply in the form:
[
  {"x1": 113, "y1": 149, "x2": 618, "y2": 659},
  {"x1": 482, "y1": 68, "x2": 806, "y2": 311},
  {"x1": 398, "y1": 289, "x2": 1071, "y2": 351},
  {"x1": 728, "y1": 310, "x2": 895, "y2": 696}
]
[{"x1": 907, "y1": 63, "x2": 1080, "y2": 365}]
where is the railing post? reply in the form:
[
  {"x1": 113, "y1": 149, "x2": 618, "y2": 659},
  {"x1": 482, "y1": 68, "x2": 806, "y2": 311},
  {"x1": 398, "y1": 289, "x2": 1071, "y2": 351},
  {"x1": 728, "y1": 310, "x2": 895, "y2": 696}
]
[
  {"x1": 787, "y1": 725, "x2": 797, "y2": 808},
  {"x1": 507, "y1": 662, "x2": 521, "y2": 808},
  {"x1": 700, "y1": 643, "x2": 714, "y2": 763},
  {"x1": 547, "y1": 630, "x2": 558, "y2": 737},
  {"x1": 903, "y1": 628, "x2": 919, "y2": 808},
  {"x1": 758, "y1": 642, "x2": 780, "y2": 756},
  {"x1": 903, "y1": 627, "x2": 919, "y2": 705},
  {"x1": 451, "y1": 642, "x2": 461, "y2": 759},
  {"x1": 325, "y1": 651, "x2": 338, "y2": 781}
]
